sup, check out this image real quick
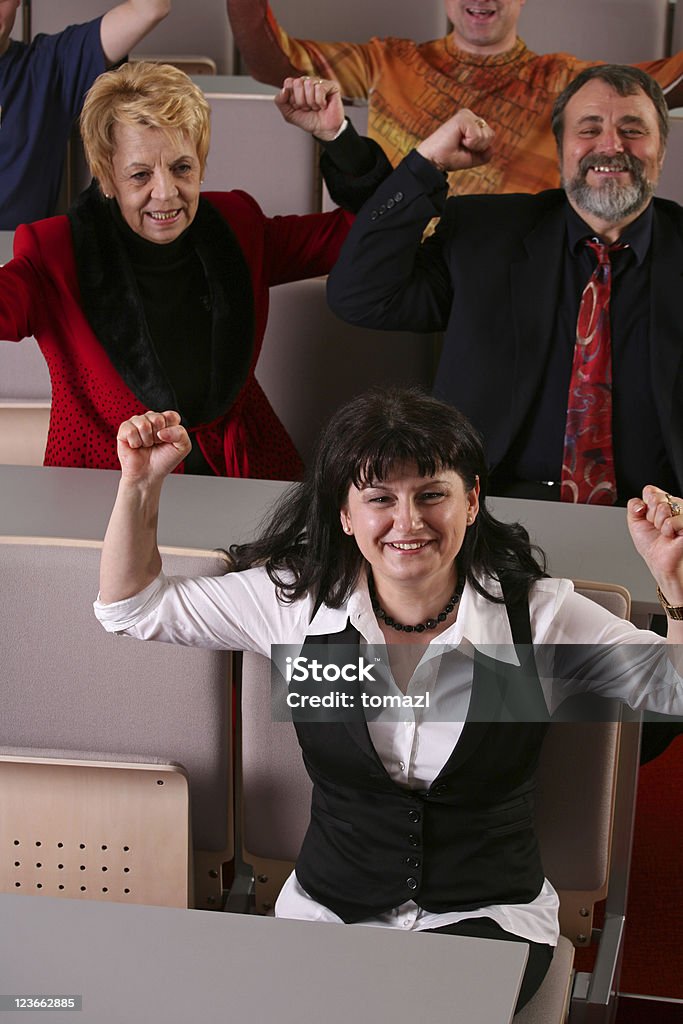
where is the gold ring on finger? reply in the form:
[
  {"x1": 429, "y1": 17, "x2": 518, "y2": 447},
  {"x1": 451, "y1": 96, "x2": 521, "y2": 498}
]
[
  {"x1": 475, "y1": 118, "x2": 488, "y2": 128},
  {"x1": 665, "y1": 493, "x2": 682, "y2": 517}
]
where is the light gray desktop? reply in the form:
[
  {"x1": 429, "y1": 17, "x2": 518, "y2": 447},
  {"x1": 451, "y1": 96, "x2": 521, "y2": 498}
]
[{"x1": 0, "y1": 893, "x2": 527, "y2": 1024}]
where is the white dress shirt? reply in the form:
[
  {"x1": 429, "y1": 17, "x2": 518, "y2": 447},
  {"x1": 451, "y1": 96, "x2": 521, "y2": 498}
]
[{"x1": 95, "y1": 568, "x2": 682, "y2": 945}]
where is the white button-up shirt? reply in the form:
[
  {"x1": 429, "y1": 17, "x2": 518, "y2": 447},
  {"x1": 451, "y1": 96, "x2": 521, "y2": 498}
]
[{"x1": 95, "y1": 568, "x2": 682, "y2": 945}]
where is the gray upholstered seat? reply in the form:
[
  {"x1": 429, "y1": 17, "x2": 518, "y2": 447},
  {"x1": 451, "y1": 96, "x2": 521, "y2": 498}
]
[
  {"x1": 656, "y1": 115, "x2": 683, "y2": 205},
  {"x1": 0, "y1": 331, "x2": 51, "y2": 468},
  {"x1": 518, "y1": 0, "x2": 669, "y2": 62},
  {"x1": 25, "y1": 0, "x2": 233, "y2": 73},
  {"x1": 257, "y1": 277, "x2": 437, "y2": 468},
  {"x1": 0, "y1": 537, "x2": 234, "y2": 909}
]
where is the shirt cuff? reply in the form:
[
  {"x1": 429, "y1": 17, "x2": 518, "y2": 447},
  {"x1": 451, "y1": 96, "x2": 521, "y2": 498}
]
[
  {"x1": 315, "y1": 118, "x2": 349, "y2": 143},
  {"x1": 93, "y1": 572, "x2": 166, "y2": 633}
]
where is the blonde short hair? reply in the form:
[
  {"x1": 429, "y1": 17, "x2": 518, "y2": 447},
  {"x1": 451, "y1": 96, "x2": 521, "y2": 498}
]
[{"x1": 80, "y1": 62, "x2": 211, "y2": 185}]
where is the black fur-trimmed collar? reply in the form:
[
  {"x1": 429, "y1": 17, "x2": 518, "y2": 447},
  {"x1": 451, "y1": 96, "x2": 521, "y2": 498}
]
[{"x1": 67, "y1": 182, "x2": 255, "y2": 425}]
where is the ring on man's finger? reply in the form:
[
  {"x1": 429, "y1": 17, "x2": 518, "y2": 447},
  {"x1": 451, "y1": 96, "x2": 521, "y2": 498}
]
[
  {"x1": 475, "y1": 117, "x2": 488, "y2": 128},
  {"x1": 665, "y1": 493, "x2": 682, "y2": 517},
  {"x1": 313, "y1": 79, "x2": 323, "y2": 85}
]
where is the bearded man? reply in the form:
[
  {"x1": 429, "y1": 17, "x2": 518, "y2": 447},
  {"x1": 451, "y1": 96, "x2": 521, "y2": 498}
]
[{"x1": 327, "y1": 65, "x2": 682, "y2": 507}]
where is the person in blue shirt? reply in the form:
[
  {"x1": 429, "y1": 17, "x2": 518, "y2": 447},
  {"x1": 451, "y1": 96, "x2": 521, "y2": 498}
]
[{"x1": 0, "y1": 0, "x2": 171, "y2": 229}]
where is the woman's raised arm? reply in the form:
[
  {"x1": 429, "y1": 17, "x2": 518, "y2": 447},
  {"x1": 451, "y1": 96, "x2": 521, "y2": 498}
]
[
  {"x1": 99, "y1": 411, "x2": 191, "y2": 604},
  {"x1": 628, "y1": 486, "x2": 683, "y2": 647}
]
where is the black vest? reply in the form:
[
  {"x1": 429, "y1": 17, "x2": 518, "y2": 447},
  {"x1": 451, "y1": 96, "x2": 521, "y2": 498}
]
[{"x1": 291, "y1": 580, "x2": 549, "y2": 923}]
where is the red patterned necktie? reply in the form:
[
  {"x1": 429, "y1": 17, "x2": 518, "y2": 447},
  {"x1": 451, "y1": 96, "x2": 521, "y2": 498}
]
[{"x1": 560, "y1": 238, "x2": 627, "y2": 505}]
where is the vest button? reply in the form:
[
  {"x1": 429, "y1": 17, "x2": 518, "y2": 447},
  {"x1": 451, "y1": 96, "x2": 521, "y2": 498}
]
[
  {"x1": 405, "y1": 856, "x2": 420, "y2": 868},
  {"x1": 406, "y1": 877, "x2": 418, "y2": 890},
  {"x1": 408, "y1": 833, "x2": 420, "y2": 847},
  {"x1": 407, "y1": 809, "x2": 421, "y2": 822}
]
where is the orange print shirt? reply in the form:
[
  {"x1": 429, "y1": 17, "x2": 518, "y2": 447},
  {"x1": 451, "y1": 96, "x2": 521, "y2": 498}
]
[{"x1": 268, "y1": 15, "x2": 683, "y2": 196}]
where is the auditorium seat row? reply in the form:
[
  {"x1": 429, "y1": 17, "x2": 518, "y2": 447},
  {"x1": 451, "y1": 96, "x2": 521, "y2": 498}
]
[
  {"x1": 13, "y1": 0, "x2": 683, "y2": 66},
  {"x1": 12, "y1": 2, "x2": 683, "y2": 214},
  {"x1": 56, "y1": 54, "x2": 683, "y2": 220}
]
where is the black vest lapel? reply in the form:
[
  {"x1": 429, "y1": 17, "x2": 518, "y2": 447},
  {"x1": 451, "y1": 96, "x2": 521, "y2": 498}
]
[
  {"x1": 430, "y1": 575, "x2": 548, "y2": 781},
  {"x1": 299, "y1": 622, "x2": 379, "y2": 763}
]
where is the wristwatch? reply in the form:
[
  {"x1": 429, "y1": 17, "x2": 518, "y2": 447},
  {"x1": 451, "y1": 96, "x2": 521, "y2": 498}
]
[{"x1": 656, "y1": 586, "x2": 683, "y2": 620}]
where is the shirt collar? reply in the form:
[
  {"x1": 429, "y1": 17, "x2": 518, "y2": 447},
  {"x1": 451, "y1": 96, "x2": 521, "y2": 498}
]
[
  {"x1": 566, "y1": 200, "x2": 653, "y2": 266},
  {"x1": 305, "y1": 572, "x2": 384, "y2": 641},
  {"x1": 305, "y1": 574, "x2": 519, "y2": 664}
]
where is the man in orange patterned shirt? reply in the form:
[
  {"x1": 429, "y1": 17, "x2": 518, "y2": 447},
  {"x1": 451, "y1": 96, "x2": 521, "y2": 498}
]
[{"x1": 227, "y1": 0, "x2": 683, "y2": 196}]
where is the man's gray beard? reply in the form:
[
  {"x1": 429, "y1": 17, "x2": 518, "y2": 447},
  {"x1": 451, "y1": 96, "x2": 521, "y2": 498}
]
[{"x1": 563, "y1": 171, "x2": 654, "y2": 224}]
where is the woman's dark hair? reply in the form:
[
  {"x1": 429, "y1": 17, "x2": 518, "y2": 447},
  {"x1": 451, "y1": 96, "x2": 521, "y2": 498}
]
[{"x1": 230, "y1": 387, "x2": 546, "y2": 607}]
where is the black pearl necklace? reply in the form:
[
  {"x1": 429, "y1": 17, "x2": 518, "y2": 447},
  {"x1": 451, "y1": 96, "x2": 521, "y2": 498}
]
[{"x1": 368, "y1": 575, "x2": 465, "y2": 633}]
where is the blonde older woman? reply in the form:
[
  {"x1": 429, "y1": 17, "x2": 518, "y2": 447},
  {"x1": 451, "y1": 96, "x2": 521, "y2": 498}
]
[{"x1": 0, "y1": 62, "x2": 358, "y2": 477}]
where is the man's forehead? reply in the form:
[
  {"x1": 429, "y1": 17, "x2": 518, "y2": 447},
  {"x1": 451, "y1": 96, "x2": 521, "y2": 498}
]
[{"x1": 564, "y1": 81, "x2": 657, "y2": 122}]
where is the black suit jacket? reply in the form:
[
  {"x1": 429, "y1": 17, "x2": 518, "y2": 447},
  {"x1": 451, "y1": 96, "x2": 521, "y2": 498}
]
[{"x1": 327, "y1": 151, "x2": 683, "y2": 492}]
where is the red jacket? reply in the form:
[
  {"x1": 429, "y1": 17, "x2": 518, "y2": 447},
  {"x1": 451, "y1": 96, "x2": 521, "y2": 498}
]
[{"x1": 0, "y1": 189, "x2": 353, "y2": 477}]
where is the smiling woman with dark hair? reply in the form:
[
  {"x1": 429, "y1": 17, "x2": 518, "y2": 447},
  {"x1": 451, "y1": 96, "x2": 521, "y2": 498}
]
[
  {"x1": 229, "y1": 386, "x2": 545, "y2": 609},
  {"x1": 95, "y1": 386, "x2": 683, "y2": 1011}
]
